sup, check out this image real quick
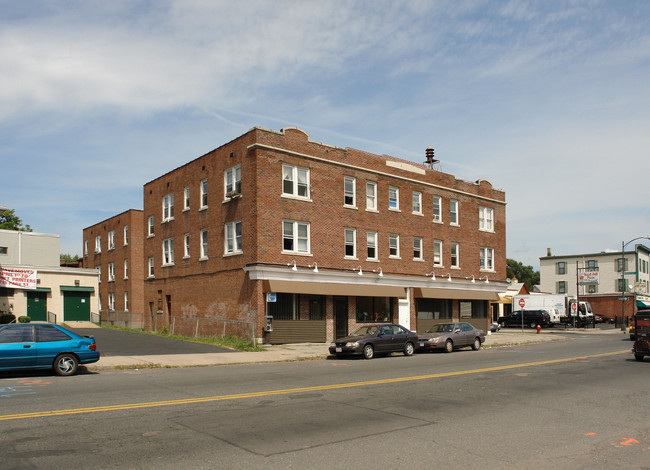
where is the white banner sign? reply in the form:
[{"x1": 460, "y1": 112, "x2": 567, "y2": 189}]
[
  {"x1": 578, "y1": 271, "x2": 599, "y2": 285},
  {"x1": 0, "y1": 267, "x2": 37, "y2": 290}
]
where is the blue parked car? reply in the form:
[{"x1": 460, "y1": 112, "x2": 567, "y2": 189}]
[{"x1": 0, "y1": 323, "x2": 100, "y2": 376}]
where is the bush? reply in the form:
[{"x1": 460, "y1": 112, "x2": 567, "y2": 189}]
[
  {"x1": 18, "y1": 316, "x2": 31, "y2": 323},
  {"x1": 0, "y1": 313, "x2": 16, "y2": 324}
]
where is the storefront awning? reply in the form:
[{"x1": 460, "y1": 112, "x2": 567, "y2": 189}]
[
  {"x1": 60, "y1": 286, "x2": 95, "y2": 293},
  {"x1": 264, "y1": 280, "x2": 406, "y2": 298},
  {"x1": 414, "y1": 287, "x2": 500, "y2": 301},
  {"x1": 637, "y1": 299, "x2": 650, "y2": 309}
]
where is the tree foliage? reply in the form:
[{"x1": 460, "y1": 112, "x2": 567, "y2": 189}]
[
  {"x1": 506, "y1": 258, "x2": 540, "y2": 290},
  {"x1": 60, "y1": 253, "x2": 80, "y2": 263},
  {"x1": 0, "y1": 209, "x2": 32, "y2": 232}
]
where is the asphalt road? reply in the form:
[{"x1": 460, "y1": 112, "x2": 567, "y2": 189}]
[
  {"x1": 70, "y1": 327, "x2": 235, "y2": 356},
  {"x1": 1, "y1": 333, "x2": 646, "y2": 469}
]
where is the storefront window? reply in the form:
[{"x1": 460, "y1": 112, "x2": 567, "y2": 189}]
[
  {"x1": 460, "y1": 300, "x2": 488, "y2": 319},
  {"x1": 268, "y1": 293, "x2": 300, "y2": 320},
  {"x1": 416, "y1": 299, "x2": 451, "y2": 319},
  {"x1": 309, "y1": 295, "x2": 325, "y2": 320},
  {"x1": 356, "y1": 297, "x2": 392, "y2": 323}
]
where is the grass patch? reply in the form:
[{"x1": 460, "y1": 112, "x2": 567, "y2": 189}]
[{"x1": 98, "y1": 324, "x2": 264, "y2": 352}]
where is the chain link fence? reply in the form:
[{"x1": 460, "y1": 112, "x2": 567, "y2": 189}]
[{"x1": 151, "y1": 315, "x2": 256, "y2": 343}]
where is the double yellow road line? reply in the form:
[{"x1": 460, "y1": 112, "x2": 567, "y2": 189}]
[{"x1": 0, "y1": 350, "x2": 627, "y2": 421}]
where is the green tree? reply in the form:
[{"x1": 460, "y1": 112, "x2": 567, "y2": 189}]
[
  {"x1": 506, "y1": 258, "x2": 540, "y2": 290},
  {"x1": 0, "y1": 209, "x2": 32, "y2": 232},
  {"x1": 60, "y1": 253, "x2": 80, "y2": 263}
]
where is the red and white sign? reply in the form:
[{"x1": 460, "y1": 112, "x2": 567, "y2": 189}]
[
  {"x1": 571, "y1": 302, "x2": 578, "y2": 313},
  {"x1": 578, "y1": 271, "x2": 599, "y2": 285},
  {"x1": 0, "y1": 267, "x2": 37, "y2": 290},
  {"x1": 519, "y1": 298, "x2": 526, "y2": 308}
]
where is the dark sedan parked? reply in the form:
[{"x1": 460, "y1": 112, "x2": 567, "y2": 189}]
[
  {"x1": 417, "y1": 322, "x2": 485, "y2": 353},
  {"x1": 0, "y1": 323, "x2": 100, "y2": 376},
  {"x1": 329, "y1": 324, "x2": 418, "y2": 359}
]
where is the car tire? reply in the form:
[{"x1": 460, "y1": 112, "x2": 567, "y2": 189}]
[
  {"x1": 500, "y1": 322, "x2": 506, "y2": 328},
  {"x1": 634, "y1": 354, "x2": 644, "y2": 362},
  {"x1": 53, "y1": 353, "x2": 78, "y2": 376},
  {"x1": 530, "y1": 321, "x2": 537, "y2": 328},
  {"x1": 363, "y1": 344, "x2": 374, "y2": 359},
  {"x1": 404, "y1": 342, "x2": 415, "y2": 356},
  {"x1": 472, "y1": 338, "x2": 481, "y2": 351},
  {"x1": 444, "y1": 339, "x2": 453, "y2": 353}
]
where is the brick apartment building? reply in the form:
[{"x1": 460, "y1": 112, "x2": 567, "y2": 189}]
[
  {"x1": 134, "y1": 127, "x2": 507, "y2": 343},
  {"x1": 82, "y1": 209, "x2": 144, "y2": 328}
]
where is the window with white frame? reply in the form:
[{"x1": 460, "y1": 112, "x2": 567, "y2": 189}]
[
  {"x1": 124, "y1": 292, "x2": 129, "y2": 312},
  {"x1": 184, "y1": 233, "x2": 190, "y2": 258},
  {"x1": 224, "y1": 165, "x2": 241, "y2": 198},
  {"x1": 123, "y1": 225, "x2": 128, "y2": 245},
  {"x1": 450, "y1": 200, "x2": 459, "y2": 225},
  {"x1": 283, "y1": 220, "x2": 310, "y2": 253},
  {"x1": 108, "y1": 293, "x2": 115, "y2": 311},
  {"x1": 412, "y1": 192, "x2": 422, "y2": 215},
  {"x1": 433, "y1": 240, "x2": 443, "y2": 267},
  {"x1": 184, "y1": 186, "x2": 190, "y2": 211},
  {"x1": 413, "y1": 237, "x2": 423, "y2": 260},
  {"x1": 84, "y1": 240, "x2": 88, "y2": 256},
  {"x1": 162, "y1": 193, "x2": 174, "y2": 222},
  {"x1": 366, "y1": 181, "x2": 377, "y2": 211},
  {"x1": 97, "y1": 265, "x2": 101, "y2": 283},
  {"x1": 479, "y1": 206, "x2": 494, "y2": 232},
  {"x1": 162, "y1": 238, "x2": 174, "y2": 265},
  {"x1": 389, "y1": 234, "x2": 400, "y2": 257},
  {"x1": 200, "y1": 179, "x2": 208, "y2": 208},
  {"x1": 345, "y1": 228, "x2": 356, "y2": 258},
  {"x1": 108, "y1": 230, "x2": 115, "y2": 250},
  {"x1": 108, "y1": 262, "x2": 115, "y2": 282},
  {"x1": 200, "y1": 229, "x2": 208, "y2": 259},
  {"x1": 148, "y1": 257, "x2": 154, "y2": 277},
  {"x1": 450, "y1": 242, "x2": 459, "y2": 268},
  {"x1": 367, "y1": 231, "x2": 378, "y2": 260},
  {"x1": 344, "y1": 176, "x2": 356, "y2": 207},
  {"x1": 433, "y1": 196, "x2": 442, "y2": 223},
  {"x1": 389, "y1": 186, "x2": 399, "y2": 210},
  {"x1": 148, "y1": 216, "x2": 154, "y2": 237},
  {"x1": 282, "y1": 164, "x2": 310, "y2": 198},
  {"x1": 225, "y1": 221, "x2": 242, "y2": 254},
  {"x1": 95, "y1": 235, "x2": 101, "y2": 253},
  {"x1": 124, "y1": 259, "x2": 128, "y2": 279},
  {"x1": 480, "y1": 247, "x2": 494, "y2": 271}
]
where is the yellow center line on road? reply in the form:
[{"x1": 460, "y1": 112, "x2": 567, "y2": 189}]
[{"x1": 0, "y1": 350, "x2": 628, "y2": 421}]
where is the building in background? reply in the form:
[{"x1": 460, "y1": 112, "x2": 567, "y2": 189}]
[
  {"x1": 539, "y1": 245, "x2": 650, "y2": 322},
  {"x1": 0, "y1": 229, "x2": 98, "y2": 322}
]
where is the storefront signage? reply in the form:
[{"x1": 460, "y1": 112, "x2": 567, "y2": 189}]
[
  {"x1": 0, "y1": 267, "x2": 37, "y2": 290},
  {"x1": 266, "y1": 292, "x2": 277, "y2": 302},
  {"x1": 578, "y1": 271, "x2": 599, "y2": 285}
]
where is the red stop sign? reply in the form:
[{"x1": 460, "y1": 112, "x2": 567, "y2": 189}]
[{"x1": 519, "y1": 298, "x2": 526, "y2": 308}]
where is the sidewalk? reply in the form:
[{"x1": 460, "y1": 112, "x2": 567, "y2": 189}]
[{"x1": 85, "y1": 326, "x2": 626, "y2": 371}]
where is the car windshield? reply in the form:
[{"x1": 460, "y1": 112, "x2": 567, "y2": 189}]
[
  {"x1": 351, "y1": 326, "x2": 379, "y2": 336},
  {"x1": 426, "y1": 323, "x2": 455, "y2": 333}
]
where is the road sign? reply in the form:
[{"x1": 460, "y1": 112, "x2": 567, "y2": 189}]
[
  {"x1": 519, "y1": 298, "x2": 525, "y2": 308},
  {"x1": 571, "y1": 302, "x2": 577, "y2": 313}
]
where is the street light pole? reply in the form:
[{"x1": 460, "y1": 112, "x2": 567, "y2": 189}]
[{"x1": 621, "y1": 236, "x2": 650, "y2": 329}]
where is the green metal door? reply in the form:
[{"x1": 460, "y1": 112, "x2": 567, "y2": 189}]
[
  {"x1": 63, "y1": 291, "x2": 91, "y2": 321},
  {"x1": 26, "y1": 291, "x2": 48, "y2": 321}
]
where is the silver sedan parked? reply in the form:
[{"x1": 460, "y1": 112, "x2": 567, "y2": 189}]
[{"x1": 417, "y1": 322, "x2": 485, "y2": 353}]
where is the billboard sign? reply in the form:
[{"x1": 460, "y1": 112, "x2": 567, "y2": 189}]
[
  {"x1": 578, "y1": 271, "x2": 599, "y2": 285},
  {"x1": 0, "y1": 267, "x2": 37, "y2": 290}
]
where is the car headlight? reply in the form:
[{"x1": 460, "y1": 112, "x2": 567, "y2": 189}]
[
  {"x1": 345, "y1": 341, "x2": 360, "y2": 347},
  {"x1": 330, "y1": 343, "x2": 336, "y2": 347},
  {"x1": 428, "y1": 337, "x2": 441, "y2": 343}
]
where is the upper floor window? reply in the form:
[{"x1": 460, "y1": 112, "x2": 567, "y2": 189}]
[
  {"x1": 344, "y1": 176, "x2": 356, "y2": 207},
  {"x1": 616, "y1": 257, "x2": 628, "y2": 273},
  {"x1": 123, "y1": 225, "x2": 128, "y2": 246},
  {"x1": 283, "y1": 220, "x2": 310, "y2": 253},
  {"x1": 108, "y1": 230, "x2": 115, "y2": 250},
  {"x1": 108, "y1": 262, "x2": 115, "y2": 282},
  {"x1": 124, "y1": 292, "x2": 129, "y2": 312},
  {"x1": 450, "y1": 242, "x2": 459, "y2": 268},
  {"x1": 413, "y1": 237, "x2": 423, "y2": 260},
  {"x1": 433, "y1": 196, "x2": 442, "y2": 223},
  {"x1": 124, "y1": 259, "x2": 128, "y2": 279},
  {"x1": 225, "y1": 165, "x2": 242, "y2": 198},
  {"x1": 95, "y1": 235, "x2": 101, "y2": 253},
  {"x1": 557, "y1": 281, "x2": 567, "y2": 294},
  {"x1": 479, "y1": 206, "x2": 494, "y2": 232},
  {"x1": 184, "y1": 186, "x2": 190, "y2": 211},
  {"x1": 148, "y1": 257, "x2": 154, "y2": 278},
  {"x1": 367, "y1": 231, "x2": 378, "y2": 260},
  {"x1": 433, "y1": 240, "x2": 443, "y2": 267},
  {"x1": 345, "y1": 228, "x2": 356, "y2": 258},
  {"x1": 388, "y1": 186, "x2": 399, "y2": 210},
  {"x1": 480, "y1": 247, "x2": 494, "y2": 271},
  {"x1": 412, "y1": 192, "x2": 422, "y2": 215},
  {"x1": 389, "y1": 234, "x2": 400, "y2": 258},
  {"x1": 586, "y1": 260, "x2": 598, "y2": 270},
  {"x1": 162, "y1": 193, "x2": 174, "y2": 222},
  {"x1": 162, "y1": 238, "x2": 174, "y2": 266},
  {"x1": 366, "y1": 181, "x2": 377, "y2": 211},
  {"x1": 282, "y1": 164, "x2": 309, "y2": 199},
  {"x1": 200, "y1": 179, "x2": 208, "y2": 209},
  {"x1": 224, "y1": 221, "x2": 242, "y2": 254},
  {"x1": 556, "y1": 262, "x2": 567, "y2": 275},
  {"x1": 84, "y1": 240, "x2": 88, "y2": 256},
  {"x1": 97, "y1": 265, "x2": 101, "y2": 283},
  {"x1": 183, "y1": 233, "x2": 190, "y2": 258},
  {"x1": 200, "y1": 229, "x2": 208, "y2": 259},
  {"x1": 450, "y1": 200, "x2": 459, "y2": 225},
  {"x1": 147, "y1": 216, "x2": 154, "y2": 237}
]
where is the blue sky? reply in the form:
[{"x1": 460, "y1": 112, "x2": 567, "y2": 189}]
[{"x1": 2, "y1": 0, "x2": 649, "y2": 268}]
